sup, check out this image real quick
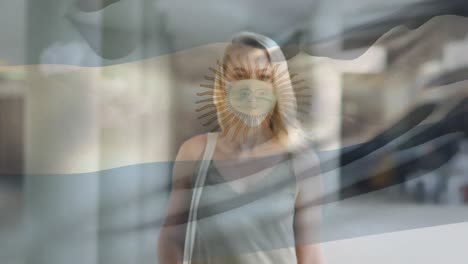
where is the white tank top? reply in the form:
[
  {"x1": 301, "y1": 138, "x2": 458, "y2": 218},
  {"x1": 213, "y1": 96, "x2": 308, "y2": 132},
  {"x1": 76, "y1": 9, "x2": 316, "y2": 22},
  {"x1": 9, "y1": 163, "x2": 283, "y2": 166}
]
[{"x1": 184, "y1": 133, "x2": 298, "y2": 264}]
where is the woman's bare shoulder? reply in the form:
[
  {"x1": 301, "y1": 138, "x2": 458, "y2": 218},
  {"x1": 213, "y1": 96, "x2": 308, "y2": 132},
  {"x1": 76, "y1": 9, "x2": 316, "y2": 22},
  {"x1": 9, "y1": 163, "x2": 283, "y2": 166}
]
[
  {"x1": 171, "y1": 133, "x2": 209, "y2": 188},
  {"x1": 175, "y1": 133, "x2": 209, "y2": 162}
]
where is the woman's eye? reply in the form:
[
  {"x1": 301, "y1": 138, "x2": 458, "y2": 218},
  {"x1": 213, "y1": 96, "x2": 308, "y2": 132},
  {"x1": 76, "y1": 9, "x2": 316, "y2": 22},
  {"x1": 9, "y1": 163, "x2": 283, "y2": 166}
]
[
  {"x1": 234, "y1": 69, "x2": 249, "y2": 79},
  {"x1": 235, "y1": 73, "x2": 247, "y2": 79},
  {"x1": 258, "y1": 74, "x2": 272, "y2": 81}
]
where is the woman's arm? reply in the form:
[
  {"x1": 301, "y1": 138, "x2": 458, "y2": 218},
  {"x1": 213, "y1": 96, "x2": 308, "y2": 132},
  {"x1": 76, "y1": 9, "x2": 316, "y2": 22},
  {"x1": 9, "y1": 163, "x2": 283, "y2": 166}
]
[
  {"x1": 293, "y1": 148, "x2": 325, "y2": 264},
  {"x1": 158, "y1": 135, "x2": 207, "y2": 264}
]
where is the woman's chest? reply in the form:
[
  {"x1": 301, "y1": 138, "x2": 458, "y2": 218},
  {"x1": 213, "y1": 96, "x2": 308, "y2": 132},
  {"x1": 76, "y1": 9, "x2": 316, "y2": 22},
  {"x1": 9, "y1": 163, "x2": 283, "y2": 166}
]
[
  {"x1": 210, "y1": 151, "x2": 290, "y2": 182},
  {"x1": 196, "y1": 159, "x2": 297, "y2": 224}
]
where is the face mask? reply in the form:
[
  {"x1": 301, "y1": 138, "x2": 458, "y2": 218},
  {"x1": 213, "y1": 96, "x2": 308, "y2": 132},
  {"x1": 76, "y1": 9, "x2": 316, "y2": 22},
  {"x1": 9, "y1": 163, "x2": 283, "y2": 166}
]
[
  {"x1": 196, "y1": 58, "x2": 309, "y2": 142},
  {"x1": 226, "y1": 79, "x2": 277, "y2": 127}
]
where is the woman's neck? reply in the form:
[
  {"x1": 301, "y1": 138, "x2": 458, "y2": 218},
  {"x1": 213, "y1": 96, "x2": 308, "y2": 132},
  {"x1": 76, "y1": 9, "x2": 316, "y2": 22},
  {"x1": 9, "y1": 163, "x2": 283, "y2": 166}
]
[{"x1": 217, "y1": 128, "x2": 279, "y2": 159}]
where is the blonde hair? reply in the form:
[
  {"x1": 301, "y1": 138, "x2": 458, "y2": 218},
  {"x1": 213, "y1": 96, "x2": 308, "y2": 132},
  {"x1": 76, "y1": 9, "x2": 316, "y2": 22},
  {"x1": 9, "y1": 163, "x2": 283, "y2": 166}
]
[{"x1": 214, "y1": 31, "x2": 307, "y2": 151}]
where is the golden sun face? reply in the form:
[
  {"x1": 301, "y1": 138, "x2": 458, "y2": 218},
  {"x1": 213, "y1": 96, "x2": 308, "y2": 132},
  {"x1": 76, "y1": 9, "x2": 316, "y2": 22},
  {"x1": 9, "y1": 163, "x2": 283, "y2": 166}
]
[{"x1": 196, "y1": 54, "x2": 312, "y2": 142}]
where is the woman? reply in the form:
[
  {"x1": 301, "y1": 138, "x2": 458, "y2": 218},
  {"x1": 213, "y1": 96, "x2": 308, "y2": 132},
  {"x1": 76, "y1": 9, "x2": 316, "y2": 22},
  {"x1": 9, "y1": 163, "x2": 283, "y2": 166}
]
[{"x1": 158, "y1": 32, "x2": 323, "y2": 264}]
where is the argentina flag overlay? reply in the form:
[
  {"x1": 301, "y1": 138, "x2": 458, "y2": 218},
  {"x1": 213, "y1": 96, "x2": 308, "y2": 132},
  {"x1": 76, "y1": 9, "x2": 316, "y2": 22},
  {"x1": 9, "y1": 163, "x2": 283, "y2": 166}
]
[{"x1": 1, "y1": 1, "x2": 468, "y2": 264}]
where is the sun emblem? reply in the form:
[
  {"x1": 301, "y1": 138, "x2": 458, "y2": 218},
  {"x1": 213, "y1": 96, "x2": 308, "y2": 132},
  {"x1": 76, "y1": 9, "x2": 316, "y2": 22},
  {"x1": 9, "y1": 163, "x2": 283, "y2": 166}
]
[{"x1": 196, "y1": 55, "x2": 312, "y2": 142}]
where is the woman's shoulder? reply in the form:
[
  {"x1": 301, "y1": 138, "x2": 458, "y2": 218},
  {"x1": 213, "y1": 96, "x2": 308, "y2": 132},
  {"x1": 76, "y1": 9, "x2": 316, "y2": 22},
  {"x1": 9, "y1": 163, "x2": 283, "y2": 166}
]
[
  {"x1": 289, "y1": 141, "x2": 321, "y2": 174},
  {"x1": 175, "y1": 133, "x2": 210, "y2": 162},
  {"x1": 171, "y1": 133, "x2": 210, "y2": 187}
]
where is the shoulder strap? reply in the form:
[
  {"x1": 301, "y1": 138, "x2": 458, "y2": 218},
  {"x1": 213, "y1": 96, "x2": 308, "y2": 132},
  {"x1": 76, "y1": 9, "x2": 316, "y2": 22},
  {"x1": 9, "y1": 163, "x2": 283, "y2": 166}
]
[
  {"x1": 290, "y1": 150, "x2": 300, "y2": 201},
  {"x1": 183, "y1": 132, "x2": 218, "y2": 264},
  {"x1": 290, "y1": 142, "x2": 323, "y2": 204},
  {"x1": 195, "y1": 132, "x2": 218, "y2": 187},
  {"x1": 289, "y1": 143, "x2": 320, "y2": 201}
]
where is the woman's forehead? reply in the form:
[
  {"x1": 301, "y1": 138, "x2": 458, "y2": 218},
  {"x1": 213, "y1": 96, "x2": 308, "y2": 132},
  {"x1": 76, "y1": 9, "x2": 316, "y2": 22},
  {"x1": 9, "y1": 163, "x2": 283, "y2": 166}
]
[
  {"x1": 225, "y1": 44, "x2": 270, "y2": 65},
  {"x1": 230, "y1": 79, "x2": 274, "y2": 88}
]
